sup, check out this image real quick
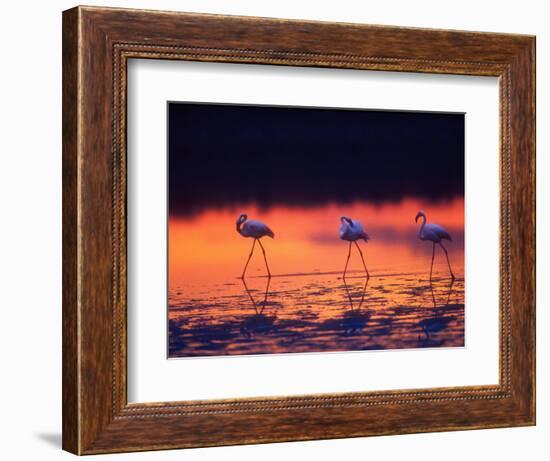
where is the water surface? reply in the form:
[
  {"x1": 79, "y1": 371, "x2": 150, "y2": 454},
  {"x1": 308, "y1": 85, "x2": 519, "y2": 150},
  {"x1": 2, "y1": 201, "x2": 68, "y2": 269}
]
[{"x1": 168, "y1": 199, "x2": 465, "y2": 358}]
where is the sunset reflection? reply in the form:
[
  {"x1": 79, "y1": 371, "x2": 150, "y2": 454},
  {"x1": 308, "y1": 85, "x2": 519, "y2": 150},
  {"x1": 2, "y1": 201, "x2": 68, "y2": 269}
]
[
  {"x1": 167, "y1": 103, "x2": 465, "y2": 358},
  {"x1": 169, "y1": 198, "x2": 464, "y2": 287},
  {"x1": 168, "y1": 198, "x2": 464, "y2": 357}
]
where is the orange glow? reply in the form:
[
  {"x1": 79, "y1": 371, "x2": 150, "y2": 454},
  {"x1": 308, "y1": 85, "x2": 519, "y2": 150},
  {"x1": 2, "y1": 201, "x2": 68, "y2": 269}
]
[
  {"x1": 168, "y1": 198, "x2": 465, "y2": 357},
  {"x1": 169, "y1": 198, "x2": 464, "y2": 291}
]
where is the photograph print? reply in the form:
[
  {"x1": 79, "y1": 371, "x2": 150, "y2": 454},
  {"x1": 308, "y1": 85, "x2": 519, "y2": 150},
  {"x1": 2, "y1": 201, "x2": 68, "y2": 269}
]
[{"x1": 168, "y1": 102, "x2": 465, "y2": 358}]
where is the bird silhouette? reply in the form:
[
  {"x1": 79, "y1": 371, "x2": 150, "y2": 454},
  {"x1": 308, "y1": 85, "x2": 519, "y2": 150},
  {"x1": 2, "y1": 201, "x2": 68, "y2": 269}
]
[
  {"x1": 415, "y1": 210, "x2": 455, "y2": 281},
  {"x1": 339, "y1": 216, "x2": 370, "y2": 278},
  {"x1": 236, "y1": 213, "x2": 274, "y2": 278}
]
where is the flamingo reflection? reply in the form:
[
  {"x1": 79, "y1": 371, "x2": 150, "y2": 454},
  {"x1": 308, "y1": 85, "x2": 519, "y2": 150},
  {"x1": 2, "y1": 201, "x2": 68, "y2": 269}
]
[
  {"x1": 239, "y1": 277, "x2": 277, "y2": 338},
  {"x1": 333, "y1": 275, "x2": 370, "y2": 335},
  {"x1": 419, "y1": 279, "x2": 457, "y2": 343},
  {"x1": 429, "y1": 278, "x2": 456, "y2": 311},
  {"x1": 241, "y1": 276, "x2": 272, "y2": 315},
  {"x1": 342, "y1": 276, "x2": 369, "y2": 311}
]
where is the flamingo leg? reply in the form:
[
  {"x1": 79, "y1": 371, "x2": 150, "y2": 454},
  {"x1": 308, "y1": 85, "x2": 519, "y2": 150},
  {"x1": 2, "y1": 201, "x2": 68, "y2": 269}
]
[
  {"x1": 354, "y1": 241, "x2": 370, "y2": 278},
  {"x1": 439, "y1": 242, "x2": 455, "y2": 280},
  {"x1": 343, "y1": 241, "x2": 352, "y2": 279},
  {"x1": 257, "y1": 239, "x2": 272, "y2": 278},
  {"x1": 429, "y1": 242, "x2": 435, "y2": 281},
  {"x1": 241, "y1": 239, "x2": 256, "y2": 279}
]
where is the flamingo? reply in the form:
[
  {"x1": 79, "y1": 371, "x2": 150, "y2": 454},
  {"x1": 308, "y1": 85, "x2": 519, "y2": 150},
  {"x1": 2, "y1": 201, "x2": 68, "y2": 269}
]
[
  {"x1": 415, "y1": 210, "x2": 455, "y2": 281},
  {"x1": 339, "y1": 216, "x2": 370, "y2": 278},
  {"x1": 236, "y1": 214, "x2": 274, "y2": 278}
]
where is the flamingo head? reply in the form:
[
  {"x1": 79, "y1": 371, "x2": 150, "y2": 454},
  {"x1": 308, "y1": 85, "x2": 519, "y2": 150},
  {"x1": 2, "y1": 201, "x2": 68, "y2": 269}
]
[
  {"x1": 415, "y1": 210, "x2": 426, "y2": 223},
  {"x1": 236, "y1": 213, "x2": 248, "y2": 225},
  {"x1": 340, "y1": 216, "x2": 353, "y2": 225}
]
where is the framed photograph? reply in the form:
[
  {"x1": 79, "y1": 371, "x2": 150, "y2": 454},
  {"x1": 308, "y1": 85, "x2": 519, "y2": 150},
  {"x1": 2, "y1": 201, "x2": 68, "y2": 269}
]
[
  {"x1": 166, "y1": 102, "x2": 465, "y2": 360},
  {"x1": 62, "y1": 6, "x2": 535, "y2": 454}
]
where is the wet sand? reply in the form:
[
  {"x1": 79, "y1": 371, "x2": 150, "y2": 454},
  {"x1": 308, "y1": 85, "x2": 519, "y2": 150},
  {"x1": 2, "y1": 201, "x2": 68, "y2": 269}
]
[{"x1": 168, "y1": 270, "x2": 464, "y2": 358}]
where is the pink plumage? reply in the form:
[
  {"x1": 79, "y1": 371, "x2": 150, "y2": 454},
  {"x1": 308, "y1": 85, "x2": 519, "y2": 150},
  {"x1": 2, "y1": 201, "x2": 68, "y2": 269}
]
[
  {"x1": 339, "y1": 216, "x2": 370, "y2": 278},
  {"x1": 239, "y1": 219, "x2": 274, "y2": 239},
  {"x1": 415, "y1": 210, "x2": 455, "y2": 280},
  {"x1": 339, "y1": 217, "x2": 370, "y2": 242},
  {"x1": 236, "y1": 214, "x2": 274, "y2": 278}
]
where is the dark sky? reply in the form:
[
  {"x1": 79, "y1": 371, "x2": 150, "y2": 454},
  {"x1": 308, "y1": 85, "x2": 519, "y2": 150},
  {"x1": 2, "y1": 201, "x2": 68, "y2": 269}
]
[{"x1": 168, "y1": 102, "x2": 464, "y2": 217}]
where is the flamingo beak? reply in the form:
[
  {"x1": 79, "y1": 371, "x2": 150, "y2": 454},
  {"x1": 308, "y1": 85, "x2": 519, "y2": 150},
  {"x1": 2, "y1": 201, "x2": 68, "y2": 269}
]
[{"x1": 415, "y1": 213, "x2": 420, "y2": 223}]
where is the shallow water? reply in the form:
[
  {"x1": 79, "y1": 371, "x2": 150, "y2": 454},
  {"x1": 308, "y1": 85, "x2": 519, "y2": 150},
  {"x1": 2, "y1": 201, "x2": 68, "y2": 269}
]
[
  {"x1": 168, "y1": 198, "x2": 465, "y2": 358},
  {"x1": 168, "y1": 270, "x2": 464, "y2": 358}
]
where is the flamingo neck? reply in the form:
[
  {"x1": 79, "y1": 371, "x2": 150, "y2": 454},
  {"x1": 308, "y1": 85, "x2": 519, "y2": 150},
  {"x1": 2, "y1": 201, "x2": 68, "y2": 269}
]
[
  {"x1": 236, "y1": 219, "x2": 245, "y2": 236},
  {"x1": 418, "y1": 215, "x2": 426, "y2": 237}
]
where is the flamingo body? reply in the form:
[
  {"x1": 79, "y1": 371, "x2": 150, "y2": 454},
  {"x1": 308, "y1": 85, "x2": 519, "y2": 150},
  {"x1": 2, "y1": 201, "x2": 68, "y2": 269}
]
[
  {"x1": 239, "y1": 219, "x2": 274, "y2": 239},
  {"x1": 339, "y1": 218, "x2": 370, "y2": 242},
  {"x1": 418, "y1": 222, "x2": 452, "y2": 243}
]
